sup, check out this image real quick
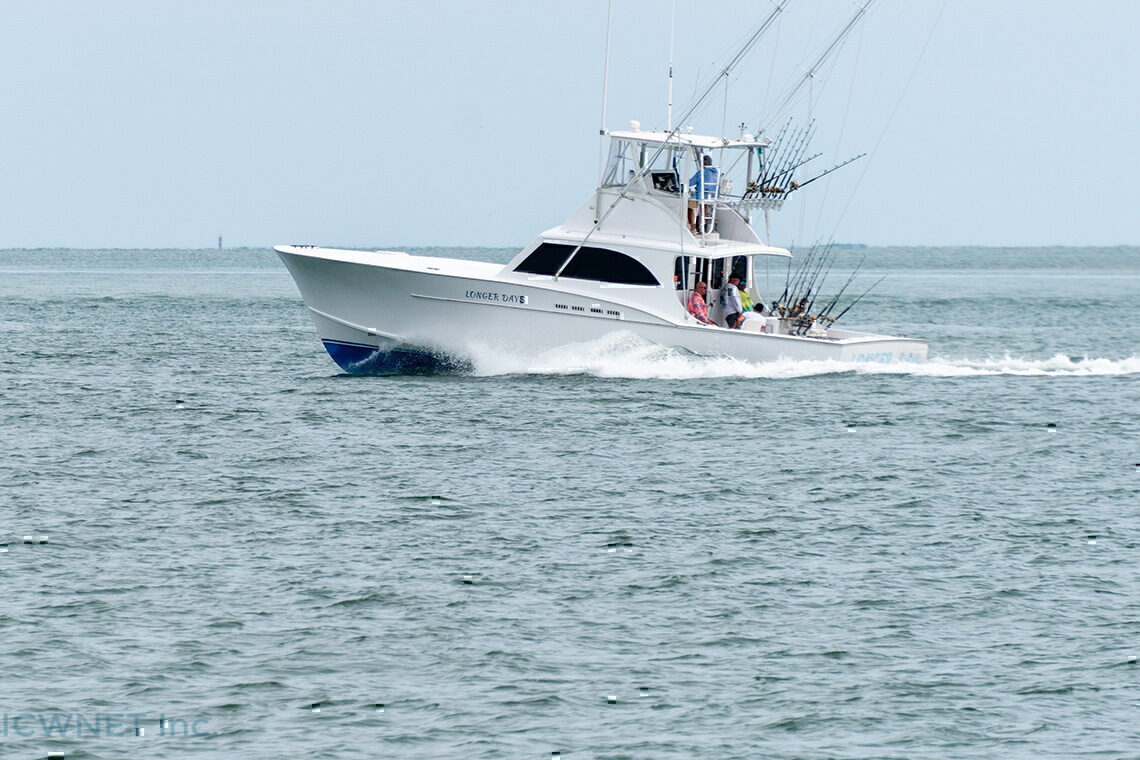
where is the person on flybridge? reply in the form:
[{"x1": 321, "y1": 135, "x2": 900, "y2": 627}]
[{"x1": 687, "y1": 155, "x2": 719, "y2": 233}]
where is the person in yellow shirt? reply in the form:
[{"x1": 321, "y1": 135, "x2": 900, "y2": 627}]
[{"x1": 738, "y1": 279, "x2": 754, "y2": 313}]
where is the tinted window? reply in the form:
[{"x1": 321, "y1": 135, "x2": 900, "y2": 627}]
[
  {"x1": 516, "y1": 243, "x2": 658, "y2": 286},
  {"x1": 513, "y1": 243, "x2": 573, "y2": 276}
]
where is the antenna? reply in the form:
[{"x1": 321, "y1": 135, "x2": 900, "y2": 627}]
[
  {"x1": 666, "y1": 0, "x2": 676, "y2": 131},
  {"x1": 597, "y1": 0, "x2": 614, "y2": 186}
]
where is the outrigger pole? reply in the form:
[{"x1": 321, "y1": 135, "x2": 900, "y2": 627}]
[{"x1": 758, "y1": 0, "x2": 875, "y2": 133}]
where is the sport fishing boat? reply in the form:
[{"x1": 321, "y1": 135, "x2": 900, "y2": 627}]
[{"x1": 275, "y1": 2, "x2": 927, "y2": 374}]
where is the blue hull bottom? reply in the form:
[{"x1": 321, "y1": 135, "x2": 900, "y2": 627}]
[{"x1": 321, "y1": 339, "x2": 471, "y2": 375}]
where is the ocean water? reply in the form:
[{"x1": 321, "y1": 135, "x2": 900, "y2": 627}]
[{"x1": 1, "y1": 245, "x2": 1138, "y2": 759}]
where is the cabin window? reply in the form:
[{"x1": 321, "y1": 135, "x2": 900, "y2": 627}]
[
  {"x1": 675, "y1": 255, "x2": 715, "y2": 291},
  {"x1": 515, "y1": 243, "x2": 659, "y2": 286},
  {"x1": 513, "y1": 243, "x2": 571, "y2": 276}
]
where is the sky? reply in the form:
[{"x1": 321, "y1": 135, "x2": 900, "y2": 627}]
[{"x1": 2, "y1": 0, "x2": 1138, "y2": 249}]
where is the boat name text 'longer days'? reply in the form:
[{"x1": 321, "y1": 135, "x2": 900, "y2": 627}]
[{"x1": 465, "y1": 290, "x2": 528, "y2": 305}]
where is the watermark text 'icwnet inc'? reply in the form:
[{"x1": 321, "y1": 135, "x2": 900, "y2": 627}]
[{"x1": 1, "y1": 712, "x2": 210, "y2": 738}]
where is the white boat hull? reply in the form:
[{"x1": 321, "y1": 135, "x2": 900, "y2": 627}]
[{"x1": 277, "y1": 246, "x2": 928, "y2": 374}]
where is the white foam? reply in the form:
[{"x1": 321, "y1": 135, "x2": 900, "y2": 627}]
[{"x1": 464, "y1": 332, "x2": 1140, "y2": 380}]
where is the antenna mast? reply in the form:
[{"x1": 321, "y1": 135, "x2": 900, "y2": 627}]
[
  {"x1": 666, "y1": 0, "x2": 676, "y2": 131},
  {"x1": 597, "y1": 0, "x2": 614, "y2": 186}
]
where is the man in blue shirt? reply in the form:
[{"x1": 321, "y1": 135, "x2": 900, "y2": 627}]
[{"x1": 687, "y1": 154, "x2": 719, "y2": 233}]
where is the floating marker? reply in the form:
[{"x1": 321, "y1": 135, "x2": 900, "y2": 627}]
[
  {"x1": 48, "y1": 753, "x2": 64, "y2": 760},
  {"x1": 375, "y1": 703, "x2": 385, "y2": 713},
  {"x1": 136, "y1": 726, "x2": 145, "y2": 736},
  {"x1": 1087, "y1": 535, "x2": 1097, "y2": 545},
  {"x1": 462, "y1": 575, "x2": 473, "y2": 584},
  {"x1": 552, "y1": 752, "x2": 561, "y2": 759},
  {"x1": 1128, "y1": 656, "x2": 1136, "y2": 665},
  {"x1": 846, "y1": 424, "x2": 855, "y2": 433},
  {"x1": 39, "y1": 536, "x2": 48, "y2": 544},
  {"x1": 311, "y1": 702, "x2": 321, "y2": 713},
  {"x1": 1046, "y1": 423, "x2": 1057, "y2": 432},
  {"x1": 430, "y1": 496, "x2": 442, "y2": 505},
  {"x1": 22, "y1": 535, "x2": 33, "y2": 544},
  {"x1": 639, "y1": 686, "x2": 649, "y2": 697},
  {"x1": 606, "y1": 695, "x2": 616, "y2": 704}
]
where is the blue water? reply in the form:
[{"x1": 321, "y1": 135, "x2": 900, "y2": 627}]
[{"x1": 1, "y1": 246, "x2": 1138, "y2": 759}]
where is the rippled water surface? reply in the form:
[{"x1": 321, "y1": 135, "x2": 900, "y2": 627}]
[{"x1": 2, "y1": 246, "x2": 1138, "y2": 759}]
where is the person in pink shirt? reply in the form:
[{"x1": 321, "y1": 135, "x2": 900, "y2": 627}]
[{"x1": 686, "y1": 281, "x2": 716, "y2": 325}]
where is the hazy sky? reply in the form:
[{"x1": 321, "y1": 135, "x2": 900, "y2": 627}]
[{"x1": 2, "y1": 0, "x2": 1138, "y2": 249}]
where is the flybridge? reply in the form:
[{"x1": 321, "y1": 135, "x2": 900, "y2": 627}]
[
  {"x1": 602, "y1": 128, "x2": 770, "y2": 151},
  {"x1": 599, "y1": 118, "x2": 865, "y2": 243}
]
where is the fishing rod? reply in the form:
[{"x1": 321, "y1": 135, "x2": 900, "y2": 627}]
[
  {"x1": 766, "y1": 152, "x2": 823, "y2": 193},
  {"x1": 803, "y1": 241, "x2": 840, "y2": 315},
  {"x1": 777, "y1": 259, "x2": 792, "y2": 306},
  {"x1": 781, "y1": 245, "x2": 807, "y2": 307},
  {"x1": 784, "y1": 121, "x2": 819, "y2": 182},
  {"x1": 753, "y1": 118, "x2": 794, "y2": 192},
  {"x1": 763, "y1": 118, "x2": 793, "y2": 173},
  {"x1": 759, "y1": 121, "x2": 803, "y2": 189},
  {"x1": 818, "y1": 254, "x2": 866, "y2": 316},
  {"x1": 794, "y1": 241, "x2": 830, "y2": 308},
  {"x1": 798, "y1": 242, "x2": 830, "y2": 310},
  {"x1": 767, "y1": 121, "x2": 815, "y2": 190},
  {"x1": 773, "y1": 250, "x2": 796, "y2": 315},
  {"x1": 790, "y1": 153, "x2": 866, "y2": 192},
  {"x1": 830, "y1": 274, "x2": 887, "y2": 323},
  {"x1": 785, "y1": 241, "x2": 819, "y2": 310}
]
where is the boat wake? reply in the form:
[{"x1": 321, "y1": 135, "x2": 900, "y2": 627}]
[{"x1": 465, "y1": 332, "x2": 1140, "y2": 380}]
